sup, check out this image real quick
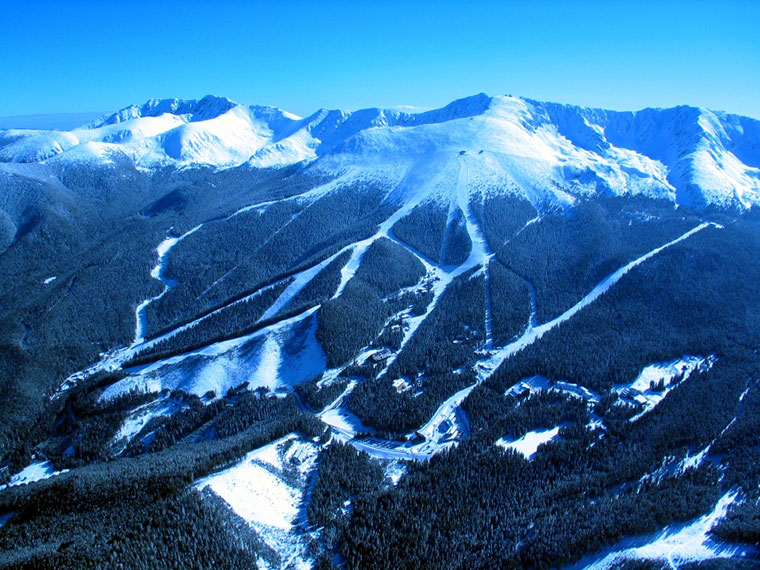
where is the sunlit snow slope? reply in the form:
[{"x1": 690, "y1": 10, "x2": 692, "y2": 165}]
[{"x1": 1, "y1": 93, "x2": 758, "y2": 209}]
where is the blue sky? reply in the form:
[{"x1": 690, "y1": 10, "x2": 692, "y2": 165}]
[{"x1": 1, "y1": 0, "x2": 758, "y2": 120}]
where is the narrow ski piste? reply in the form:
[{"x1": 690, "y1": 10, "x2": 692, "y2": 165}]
[
  {"x1": 410, "y1": 221, "x2": 720, "y2": 456},
  {"x1": 133, "y1": 224, "x2": 202, "y2": 345},
  {"x1": 456, "y1": 156, "x2": 495, "y2": 349},
  {"x1": 55, "y1": 176, "x2": 357, "y2": 394}
]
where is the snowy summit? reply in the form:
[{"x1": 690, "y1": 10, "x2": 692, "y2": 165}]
[{"x1": 1, "y1": 93, "x2": 758, "y2": 210}]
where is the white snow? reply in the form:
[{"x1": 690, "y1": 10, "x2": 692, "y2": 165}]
[
  {"x1": 1, "y1": 460, "x2": 68, "y2": 489},
  {"x1": 481, "y1": 223, "x2": 716, "y2": 381},
  {"x1": 259, "y1": 246, "x2": 351, "y2": 321},
  {"x1": 615, "y1": 355, "x2": 712, "y2": 421},
  {"x1": 408, "y1": 223, "x2": 718, "y2": 458},
  {"x1": 504, "y1": 376, "x2": 599, "y2": 402},
  {"x1": 3, "y1": 94, "x2": 758, "y2": 209},
  {"x1": 133, "y1": 224, "x2": 202, "y2": 345},
  {"x1": 42, "y1": 276, "x2": 56, "y2": 284},
  {"x1": 505, "y1": 375, "x2": 552, "y2": 397},
  {"x1": 203, "y1": 459, "x2": 297, "y2": 530},
  {"x1": 196, "y1": 434, "x2": 319, "y2": 569},
  {"x1": 113, "y1": 399, "x2": 179, "y2": 444},
  {"x1": 103, "y1": 309, "x2": 325, "y2": 401},
  {"x1": 496, "y1": 426, "x2": 561, "y2": 460},
  {"x1": 576, "y1": 491, "x2": 752, "y2": 569},
  {"x1": 319, "y1": 381, "x2": 370, "y2": 437},
  {"x1": 383, "y1": 460, "x2": 407, "y2": 485}
]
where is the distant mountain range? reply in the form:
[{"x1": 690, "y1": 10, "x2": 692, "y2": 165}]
[{"x1": 1, "y1": 93, "x2": 758, "y2": 210}]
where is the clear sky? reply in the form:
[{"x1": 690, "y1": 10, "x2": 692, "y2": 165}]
[{"x1": 1, "y1": 0, "x2": 758, "y2": 120}]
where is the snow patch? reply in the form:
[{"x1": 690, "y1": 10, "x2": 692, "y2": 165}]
[
  {"x1": 383, "y1": 460, "x2": 407, "y2": 486},
  {"x1": 103, "y1": 310, "x2": 325, "y2": 401},
  {"x1": 1, "y1": 460, "x2": 68, "y2": 489},
  {"x1": 496, "y1": 426, "x2": 561, "y2": 460},
  {"x1": 614, "y1": 355, "x2": 713, "y2": 421},
  {"x1": 113, "y1": 399, "x2": 179, "y2": 444},
  {"x1": 196, "y1": 434, "x2": 319, "y2": 568}
]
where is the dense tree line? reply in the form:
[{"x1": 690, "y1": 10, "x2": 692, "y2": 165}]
[
  {"x1": 469, "y1": 192, "x2": 537, "y2": 248},
  {"x1": 316, "y1": 238, "x2": 427, "y2": 368},
  {"x1": 46, "y1": 388, "x2": 157, "y2": 469},
  {"x1": 295, "y1": 376, "x2": 349, "y2": 413},
  {"x1": 494, "y1": 197, "x2": 698, "y2": 322},
  {"x1": 307, "y1": 442, "x2": 383, "y2": 549},
  {"x1": 122, "y1": 389, "x2": 307, "y2": 456},
  {"x1": 131, "y1": 279, "x2": 291, "y2": 363},
  {"x1": 354, "y1": 238, "x2": 426, "y2": 297},
  {"x1": 491, "y1": 389, "x2": 589, "y2": 440},
  {"x1": 341, "y1": 436, "x2": 721, "y2": 570},
  {"x1": 278, "y1": 250, "x2": 353, "y2": 316},
  {"x1": 0, "y1": 398, "x2": 326, "y2": 568},
  {"x1": 441, "y1": 209, "x2": 471, "y2": 266},
  {"x1": 711, "y1": 498, "x2": 760, "y2": 547},
  {"x1": 316, "y1": 279, "x2": 389, "y2": 368},
  {"x1": 391, "y1": 200, "x2": 448, "y2": 263},
  {"x1": 0, "y1": 162, "x2": 329, "y2": 479},
  {"x1": 0, "y1": 488, "x2": 262, "y2": 570},
  {"x1": 336, "y1": 216, "x2": 760, "y2": 569},
  {"x1": 488, "y1": 259, "x2": 532, "y2": 344},
  {"x1": 474, "y1": 221, "x2": 760, "y2": 397}
]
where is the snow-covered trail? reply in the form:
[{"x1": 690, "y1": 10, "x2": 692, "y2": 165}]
[
  {"x1": 526, "y1": 278, "x2": 539, "y2": 329},
  {"x1": 457, "y1": 157, "x2": 495, "y2": 347},
  {"x1": 377, "y1": 156, "x2": 498, "y2": 375},
  {"x1": 56, "y1": 287, "x2": 317, "y2": 397},
  {"x1": 133, "y1": 225, "x2": 202, "y2": 345},
  {"x1": 413, "y1": 221, "x2": 718, "y2": 453},
  {"x1": 481, "y1": 221, "x2": 716, "y2": 378},
  {"x1": 259, "y1": 248, "x2": 352, "y2": 320},
  {"x1": 504, "y1": 214, "x2": 541, "y2": 246},
  {"x1": 126, "y1": 306, "x2": 319, "y2": 375},
  {"x1": 55, "y1": 178, "x2": 352, "y2": 396},
  {"x1": 482, "y1": 262, "x2": 495, "y2": 349}
]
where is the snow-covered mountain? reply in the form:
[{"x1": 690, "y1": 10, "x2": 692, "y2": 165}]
[
  {"x1": 4, "y1": 92, "x2": 760, "y2": 570},
  {"x1": 1, "y1": 93, "x2": 758, "y2": 210}
]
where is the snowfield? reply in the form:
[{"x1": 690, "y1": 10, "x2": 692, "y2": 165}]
[
  {"x1": 614, "y1": 355, "x2": 714, "y2": 421},
  {"x1": 8, "y1": 91, "x2": 759, "y2": 569},
  {"x1": 196, "y1": 434, "x2": 319, "y2": 569},
  {"x1": 2, "y1": 94, "x2": 758, "y2": 210},
  {"x1": 0, "y1": 461, "x2": 68, "y2": 489},
  {"x1": 496, "y1": 426, "x2": 562, "y2": 460},
  {"x1": 102, "y1": 310, "x2": 326, "y2": 401}
]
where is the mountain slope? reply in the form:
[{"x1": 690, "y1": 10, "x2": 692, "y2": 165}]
[
  {"x1": 1, "y1": 94, "x2": 758, "y2": 210},
  {"x1": 0, "y1": 93, "x2": 759, "y2": 570}
]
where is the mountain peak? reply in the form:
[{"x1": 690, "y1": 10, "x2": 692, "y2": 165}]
[
  {"x1": 96, "y1": 95, "x2": 239, "y2": 127},
  {"x1": 1, "y1": 92, "x2": 759, "y2": 210}
]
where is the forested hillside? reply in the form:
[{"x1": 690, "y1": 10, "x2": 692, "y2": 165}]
[{"x1": 1, "y1": 93, "x2": 759, "y2": 569}]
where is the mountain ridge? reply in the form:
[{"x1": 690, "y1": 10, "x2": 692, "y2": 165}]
[{"x1": 0, "y1": 93, "x2": 759, "y2": 211}]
